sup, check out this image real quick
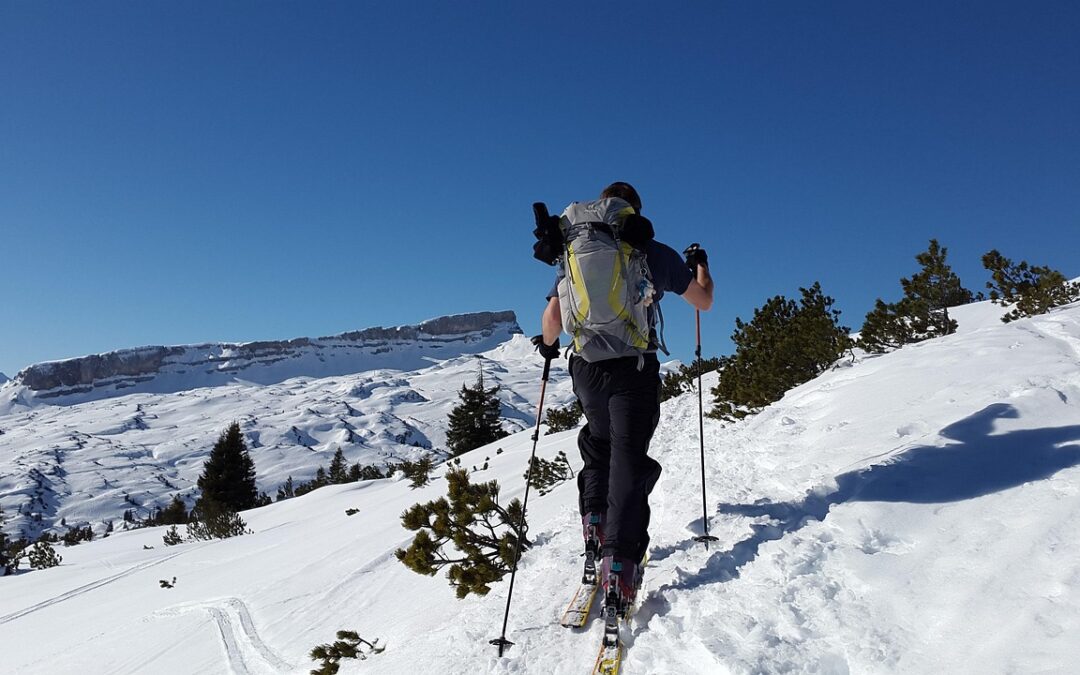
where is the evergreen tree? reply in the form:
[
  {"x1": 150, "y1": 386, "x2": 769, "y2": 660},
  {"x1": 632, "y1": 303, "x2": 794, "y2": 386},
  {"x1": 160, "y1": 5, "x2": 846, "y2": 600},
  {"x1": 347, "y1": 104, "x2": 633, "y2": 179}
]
[
  {"x1": 396, "y1": 468, "x2": 528, "y2": 599},
  {"x1": 197, "y1": 422, "x2": 258, "y2": 512},
  {"x1": 398, "y1": 457, "x2": 434, "y2": 489},
  {"x1": 28, "y1": 541, "x2": 62, "y2": 570},
  {"x1": 982, "y1": 250, "x2": 1080, "y2": 322},
  {"x1": 523, "y1": 450, "x2": 574, "y2": 495},
  {"x1": 152, "y1": 495, "x2": 189, "y2": 526},
  {"x1": 186, "y1": 499, "x2": 250, "y2": 540},
  {"x1": 543, "y1": 401, "x2": 584, "y2": 435},
  {"x1": 277, "y1": 476, "x2": 296, "y2": 501},
  {"x1": 659, "y1": 357, "x2": 723, "y2": 402},
  {"x1": 0, "y1": 505, "x2": 9, "y2": 575},
  {"x1": 712, "y1": 282, "x2": 852, "y2": 421},
  {"x1": 309, "y1": 631, "x2": 384, "y2": 674},
  {"x1": 162, "y1": 525, "x2": 183, "y2": 546},
  {"x1": 328, "y1": 447, "x2": 349, "y2": 484},
  {"x1": 859, "y1": 239, "x2": 974, "y2": 353},
  {"x1": 445, "y1": 370, "x2": 508, "y2": 456}
]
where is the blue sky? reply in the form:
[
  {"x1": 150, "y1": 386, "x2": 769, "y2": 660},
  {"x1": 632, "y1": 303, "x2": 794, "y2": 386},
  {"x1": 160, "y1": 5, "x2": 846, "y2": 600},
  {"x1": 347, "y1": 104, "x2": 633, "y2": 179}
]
[{"x1": 2, "y1": 1, "x2": 1078, "y2": 376}]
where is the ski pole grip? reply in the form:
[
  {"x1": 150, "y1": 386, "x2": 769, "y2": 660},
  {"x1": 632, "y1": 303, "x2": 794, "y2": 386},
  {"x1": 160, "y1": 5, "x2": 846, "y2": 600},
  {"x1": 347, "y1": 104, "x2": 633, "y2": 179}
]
[{"x1": 542, "y1": 356, "x2": 551, "y2": 381}]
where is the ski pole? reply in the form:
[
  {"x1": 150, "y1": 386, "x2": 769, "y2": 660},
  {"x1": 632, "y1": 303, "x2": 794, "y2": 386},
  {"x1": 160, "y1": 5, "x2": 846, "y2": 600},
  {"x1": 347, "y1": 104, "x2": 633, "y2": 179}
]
[
  {"x1": 490, "y1": 354, "x2": 551, "y2": 656},
  {"x1": 692, "y1": 309, "x2": 718, "y2": 549}
]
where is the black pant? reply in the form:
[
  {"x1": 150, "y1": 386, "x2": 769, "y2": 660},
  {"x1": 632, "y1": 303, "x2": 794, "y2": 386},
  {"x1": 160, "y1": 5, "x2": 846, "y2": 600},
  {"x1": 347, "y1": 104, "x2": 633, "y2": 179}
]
[{"x1": 571, "y1": 354, "x2": 662, "y2": 562}]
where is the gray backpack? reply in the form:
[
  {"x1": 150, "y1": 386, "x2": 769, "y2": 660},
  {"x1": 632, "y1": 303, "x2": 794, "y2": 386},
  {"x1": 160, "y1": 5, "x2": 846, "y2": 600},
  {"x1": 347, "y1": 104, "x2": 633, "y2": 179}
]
[{"x1": 556, "y1": 198, "x2": 657, "y2": 362}]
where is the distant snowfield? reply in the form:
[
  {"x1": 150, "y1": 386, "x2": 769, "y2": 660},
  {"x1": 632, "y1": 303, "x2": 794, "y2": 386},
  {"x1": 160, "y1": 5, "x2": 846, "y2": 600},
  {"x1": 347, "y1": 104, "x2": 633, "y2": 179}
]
[
  {"x1": 0, "y1": 334, "x2": 576, "y2": 540},
  {"x1": 3, "y1": 299, "x2": 1080, "y2": 674}
]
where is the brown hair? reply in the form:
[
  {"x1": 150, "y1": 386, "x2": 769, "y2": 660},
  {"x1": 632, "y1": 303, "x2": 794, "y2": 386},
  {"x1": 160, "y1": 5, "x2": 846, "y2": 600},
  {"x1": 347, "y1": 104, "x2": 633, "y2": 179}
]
[{"x1": 600, "y1": 182, "x2": 642, "y2": 213}]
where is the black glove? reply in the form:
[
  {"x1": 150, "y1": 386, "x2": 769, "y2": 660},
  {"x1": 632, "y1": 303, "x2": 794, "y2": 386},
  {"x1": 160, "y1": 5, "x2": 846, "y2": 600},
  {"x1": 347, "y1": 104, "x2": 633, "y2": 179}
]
[
  {"x1": 683, "y1": 243, "x2": 708, "y2": 271},
  {"x1": 531, "y1": 334, "x2": 561, "y2": 361},
  {"x1": 532, "y1": 202, "x2": 563, "y2": 265}
]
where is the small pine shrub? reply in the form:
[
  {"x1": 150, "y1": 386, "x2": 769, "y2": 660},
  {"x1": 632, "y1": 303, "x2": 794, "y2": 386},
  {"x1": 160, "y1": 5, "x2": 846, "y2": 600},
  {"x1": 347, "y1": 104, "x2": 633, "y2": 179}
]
[
  {"x1": 524, "y1": 451, "x2": 575, "y2": 496},
  {"x1": 982, "y1": 250, "x2": 1080, "y2": 322},
  {"x1": 396, "y1": 468, "x2": 528, "y2": 599},
  {"x1": 28, "y1": 541, "x2": 62, "y2": 570},
  {"x1": 660, "y1": 357, "x2": 723, "y2": 402},
  {"x1": 398, "y1": 457, "x2": 434, "y2": 489},
  {"x1": 712, "y1": 282, "x2": 852, "y2": 421},
  {"x1": 61, "y1": 525, "x2": 94, "y2": 547},
  {"x1": 162, "y1": 525, "x2": 184, "y2": 546},
  {"x1": 543, "y1": 402, "x2": 584, "y2": 435},
  {"x1": 186, "y1": 499, "x2": 250, "y2": 540},
  {"x1": 309, "y1": 631, "x2": 384, "y2": 675},
  {"x1": 859, "y1": 240, "x2": 974, "y2": 352}
]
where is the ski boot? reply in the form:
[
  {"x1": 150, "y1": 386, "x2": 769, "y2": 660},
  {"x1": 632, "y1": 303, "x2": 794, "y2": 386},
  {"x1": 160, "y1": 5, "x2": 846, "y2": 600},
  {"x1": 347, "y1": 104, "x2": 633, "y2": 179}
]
[{"x1": 600, "y1": 554, "x2": 641, "y2": 619}]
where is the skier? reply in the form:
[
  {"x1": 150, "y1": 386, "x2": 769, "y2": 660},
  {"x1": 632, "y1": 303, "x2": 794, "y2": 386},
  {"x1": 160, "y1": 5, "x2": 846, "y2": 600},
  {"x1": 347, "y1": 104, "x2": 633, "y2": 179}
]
[{"x1": 533, "y1": 181, "x2": 713, "y2": 615}]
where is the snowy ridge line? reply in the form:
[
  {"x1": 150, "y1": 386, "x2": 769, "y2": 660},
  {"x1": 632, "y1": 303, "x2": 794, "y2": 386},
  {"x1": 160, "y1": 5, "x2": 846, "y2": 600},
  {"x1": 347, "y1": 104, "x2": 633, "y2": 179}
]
[
  {"x1": 0, "y1": 545, "x2": 205, "y2": 625},
  {"x1": 0, "y1": 310, "x2": 520, "y2": 408}
]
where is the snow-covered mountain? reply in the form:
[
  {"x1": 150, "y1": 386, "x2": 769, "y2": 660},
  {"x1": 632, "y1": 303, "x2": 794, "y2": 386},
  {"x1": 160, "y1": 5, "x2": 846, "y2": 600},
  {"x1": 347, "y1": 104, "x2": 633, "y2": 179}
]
[
  {"x1": 1, "y1": 311, "x2": 521, "y2": 411},
  {"x1": 0, "y1": 312, "x2": 577, "y2": 541},
  {"x1": 3, "y1": 298, "x2": 1080, "y2": 674}
]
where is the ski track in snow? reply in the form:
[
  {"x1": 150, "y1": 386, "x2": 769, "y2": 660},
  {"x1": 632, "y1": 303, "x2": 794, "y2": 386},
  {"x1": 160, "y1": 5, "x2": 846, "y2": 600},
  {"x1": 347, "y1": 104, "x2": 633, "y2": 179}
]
[
  {"x1": 0, "y1": 546, "x2": 201, "y2": 626},
  {"x1": 153, "y1": 597, "x2": 292, "y2": 674}
]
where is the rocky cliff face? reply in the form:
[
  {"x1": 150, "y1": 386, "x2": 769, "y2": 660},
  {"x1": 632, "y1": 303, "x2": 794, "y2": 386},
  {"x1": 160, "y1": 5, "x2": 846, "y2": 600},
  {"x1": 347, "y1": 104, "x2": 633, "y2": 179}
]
[{"x1": 4, "y1": 311, "x2": 520, "y2": 407}]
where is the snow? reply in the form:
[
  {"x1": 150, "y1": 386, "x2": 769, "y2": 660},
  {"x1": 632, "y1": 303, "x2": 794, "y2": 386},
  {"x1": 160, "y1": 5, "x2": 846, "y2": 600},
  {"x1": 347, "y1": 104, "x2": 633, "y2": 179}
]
[
  {"x1": 0, "y1": 333, "x2": 576, "y2": 540},
  {"x1": 3, "y1": 298, "x2": 1080, "y2": 674}
]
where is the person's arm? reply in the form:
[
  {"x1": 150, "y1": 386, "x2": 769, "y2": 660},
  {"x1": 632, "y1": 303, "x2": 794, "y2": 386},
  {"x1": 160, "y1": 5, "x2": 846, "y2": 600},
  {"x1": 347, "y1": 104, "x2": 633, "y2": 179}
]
[
  {"x1": 541, "y1": 296, "x2": 562, "y2": 345},
  {"x1": 682, "y1": 264, "x2": 713, "y2": 311}
]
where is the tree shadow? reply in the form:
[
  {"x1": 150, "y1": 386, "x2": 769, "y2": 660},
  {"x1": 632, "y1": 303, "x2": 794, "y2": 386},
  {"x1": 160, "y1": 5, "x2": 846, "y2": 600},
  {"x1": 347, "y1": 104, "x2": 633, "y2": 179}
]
[{"x1": 657, "y1": 403, "x2": 1080, "y2": 594}]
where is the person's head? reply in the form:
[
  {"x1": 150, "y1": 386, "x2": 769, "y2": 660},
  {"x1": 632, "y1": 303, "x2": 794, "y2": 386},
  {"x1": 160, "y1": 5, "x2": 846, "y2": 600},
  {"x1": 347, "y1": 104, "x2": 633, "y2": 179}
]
[{"x1": 600, "y1": 181, "x2": 642, "y2": 213}]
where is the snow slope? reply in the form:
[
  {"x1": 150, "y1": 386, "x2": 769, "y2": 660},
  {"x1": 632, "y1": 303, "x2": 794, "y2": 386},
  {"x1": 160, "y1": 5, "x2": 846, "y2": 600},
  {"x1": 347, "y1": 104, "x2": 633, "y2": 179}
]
[
  {"x1": 0, "y1": 329, "x2": 576, "y2": 541},
  {"x1": 3, "y1": 298, "x2": 1080, "y2": 674}
]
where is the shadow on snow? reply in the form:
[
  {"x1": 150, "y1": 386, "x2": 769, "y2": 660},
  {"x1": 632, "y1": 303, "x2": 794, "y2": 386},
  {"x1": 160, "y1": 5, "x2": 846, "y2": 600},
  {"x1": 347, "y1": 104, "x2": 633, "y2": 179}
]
[{"x1": 650, "y1": 403, "x2": 1080, "y2": 598}]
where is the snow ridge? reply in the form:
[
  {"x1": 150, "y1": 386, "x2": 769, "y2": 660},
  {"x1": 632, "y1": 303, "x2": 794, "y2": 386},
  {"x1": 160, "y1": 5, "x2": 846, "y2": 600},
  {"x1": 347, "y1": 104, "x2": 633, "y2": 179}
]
[{"x1": 1, "y1": 311, "x2": 520, "y2": 411}]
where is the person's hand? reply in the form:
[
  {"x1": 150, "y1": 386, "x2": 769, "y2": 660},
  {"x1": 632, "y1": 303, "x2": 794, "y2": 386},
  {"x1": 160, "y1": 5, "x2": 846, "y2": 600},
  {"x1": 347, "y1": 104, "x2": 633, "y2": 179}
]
[
  {"x1": 530, "y1": 334, "x2": 561, "y2": 361},
  {"x1": 683, "y1": 243, "x2": 708, "y2": 271}
]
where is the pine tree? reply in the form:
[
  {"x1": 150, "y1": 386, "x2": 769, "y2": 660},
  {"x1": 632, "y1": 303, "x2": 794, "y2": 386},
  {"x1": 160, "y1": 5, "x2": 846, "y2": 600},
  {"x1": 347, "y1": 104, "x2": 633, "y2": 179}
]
[
  {"x1": 445, "y1": 368, "x2": 508, "y2": 456},
  {"x1": 659, "y1": 357, "x2": 723, "y2": 402},
  {"x1": 859, "y1": 240, "x2": 974, "y2": 353},
  {"x1": 152, "y1": 495, "x2": 189, "y2": 526},
  {"x1": 28, "y1": 541, "x2": 62, "y2": 570},
  {"x1": 162, "y1": 525, "x2": 183, "y2": 546},
  {"x1": 197, "y1": 422, "x2": 258, "y2": 512},
  {"x1": 712, "y1": 282, "x2": 852, "y2": 420},
  {"x1": 543, "y1": 401, "x2": 584, "y2": 435},
  {"x1": 0, "y1": 504, "x2": 10, "y2": 575},
  {"x1": 328, "y1": 448, "x2": 349, "y2": 484},
  {"x1": 524, "y1": 450, "x2": 575, "y2": 495},
  {"x1": 982, "y1": 250, "x2": 1080, "y2": 322},
  {"x1": 396, "y1": 468, "x2": 528, "y2": 599},
  {"x1": 309, "y1": 631, "x2": 384, "y2": 674},
  {"x1": 186, "y1": 499, "x2": 250, "y2": 540},
  {"x1": 277, "y1": 476, "x2": 296, "y2": 501}
]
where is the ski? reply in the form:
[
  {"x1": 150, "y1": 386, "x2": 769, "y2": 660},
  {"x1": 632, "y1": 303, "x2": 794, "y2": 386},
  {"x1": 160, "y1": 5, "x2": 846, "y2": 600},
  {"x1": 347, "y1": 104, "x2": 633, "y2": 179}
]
[
  {"x1": 589, "y1": 553, "x2": 648, "y2": 674},
  {"x1": 559, "y1": 580, "x2": 599, "y2": 627},
  {"x1": 592, "y1": 606, "x2": 623, "y2": 674}
]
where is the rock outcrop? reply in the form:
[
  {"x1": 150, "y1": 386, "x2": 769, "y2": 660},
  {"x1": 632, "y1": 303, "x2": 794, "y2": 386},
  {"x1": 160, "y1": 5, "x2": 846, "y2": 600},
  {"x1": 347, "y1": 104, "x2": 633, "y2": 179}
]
[{"x1": 5, "y1": 311, "x2": 521, "y2": 406}]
